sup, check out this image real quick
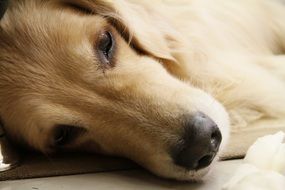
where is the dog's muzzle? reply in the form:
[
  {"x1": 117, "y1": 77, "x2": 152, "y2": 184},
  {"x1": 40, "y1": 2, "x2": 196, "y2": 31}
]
[{"x1": 172, "y1": 112, "x2": 222, "y2": 170}]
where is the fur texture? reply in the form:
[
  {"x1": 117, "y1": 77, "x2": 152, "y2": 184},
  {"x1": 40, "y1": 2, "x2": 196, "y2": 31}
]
[{"x1": 0, "y1": 0, "x2": 285, "y2": 181}]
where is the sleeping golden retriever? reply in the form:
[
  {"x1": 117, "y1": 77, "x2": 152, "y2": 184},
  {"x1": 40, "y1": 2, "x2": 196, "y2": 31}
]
[{"x1": 0, "y1": 0, "x2": 285, "y2": 181}]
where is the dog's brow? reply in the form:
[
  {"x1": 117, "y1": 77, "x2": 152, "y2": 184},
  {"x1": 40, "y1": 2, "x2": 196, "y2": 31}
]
[{"x1": 63, "y1": 2, "x2": 93, "y2": 15}]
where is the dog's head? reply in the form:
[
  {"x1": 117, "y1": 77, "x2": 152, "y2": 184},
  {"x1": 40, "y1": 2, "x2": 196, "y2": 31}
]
[{"x1": 0, "y1": 0, "x2": 229, "y2": 180}]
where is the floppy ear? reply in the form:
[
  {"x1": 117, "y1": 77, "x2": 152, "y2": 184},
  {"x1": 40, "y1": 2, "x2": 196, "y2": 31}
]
[
  {"x1": 63, "y1": 0, "x2": 179, "y2": 63},
  {"x1": 0, "y1": 0, "x2": 9, "y2": 20}
]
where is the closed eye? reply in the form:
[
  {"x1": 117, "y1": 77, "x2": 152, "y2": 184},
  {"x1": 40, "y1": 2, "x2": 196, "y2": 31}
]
[{"x1": 53, "y1": 125, "x2": 86, "y2": 148}]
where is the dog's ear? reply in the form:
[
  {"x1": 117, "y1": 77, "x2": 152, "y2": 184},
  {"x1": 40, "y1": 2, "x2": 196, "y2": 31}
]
[
  {"x1": 64, "y1": 0, "x2": 179, "y2": 63},
  {"x1": 0, "y1": 0, "x2": 9, "y2": 20}
]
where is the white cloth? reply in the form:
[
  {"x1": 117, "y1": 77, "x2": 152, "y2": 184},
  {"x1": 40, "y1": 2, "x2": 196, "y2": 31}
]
[{"x1": 223, "y1": 132, "x2": 285, "y2": 190}]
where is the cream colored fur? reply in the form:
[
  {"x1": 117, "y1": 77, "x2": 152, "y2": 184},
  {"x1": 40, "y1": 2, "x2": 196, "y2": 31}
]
[{"x1": 0, "y1": 0, "x2": 285, "y2": 181}]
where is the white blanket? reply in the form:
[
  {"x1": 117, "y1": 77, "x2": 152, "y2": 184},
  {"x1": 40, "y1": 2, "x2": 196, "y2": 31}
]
[{"x1": 223, "y1": 132, "x2": 285, "y2": 190}]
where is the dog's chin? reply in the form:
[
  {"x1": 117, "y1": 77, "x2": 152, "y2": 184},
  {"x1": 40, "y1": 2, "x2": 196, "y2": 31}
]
[
  {"x1": 168, "y1": 135, "x2": 228, "y2": 181},
  {"x1": 155, "y1": 163, "x2": 212, "y2": 181},
  {"x1": 151, "y1": 118, "x2": 229, "y2": 181},
  {"x1": 146, "y1": 155, "x2": 220, "y2": 181},
  {"x1": 172, "y1": 167, "x2": 211, "y2": 182},
  {"x1": 146, "y1": 134, "x2": 228, "y2": 181}
]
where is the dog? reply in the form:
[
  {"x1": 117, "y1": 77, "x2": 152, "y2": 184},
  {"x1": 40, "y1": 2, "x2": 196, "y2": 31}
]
[{"x1": 0, "y1": 0, "x2": 285, "y2": 181}]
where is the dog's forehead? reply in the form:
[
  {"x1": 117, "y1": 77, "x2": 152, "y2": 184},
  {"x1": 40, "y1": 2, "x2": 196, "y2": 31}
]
[
  {"x1": 1, "y1": 4, "x2": 99, "y2": 53},
  {"x1": 0, "y1": 1, "x2": 108, "y2": 94},
  {"x1": 0, "y1": 1, "x2": 106, "y2": 71}
]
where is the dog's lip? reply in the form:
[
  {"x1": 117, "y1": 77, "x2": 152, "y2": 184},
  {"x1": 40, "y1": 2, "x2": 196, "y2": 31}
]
[{"x1": 175, "y1": 165, "x2": 211, "y2": 181}]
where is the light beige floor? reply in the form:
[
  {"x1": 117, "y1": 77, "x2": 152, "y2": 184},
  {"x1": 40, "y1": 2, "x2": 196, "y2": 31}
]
[{"x1": 0, "y1": 160, "x2": 242, "y2": 190}]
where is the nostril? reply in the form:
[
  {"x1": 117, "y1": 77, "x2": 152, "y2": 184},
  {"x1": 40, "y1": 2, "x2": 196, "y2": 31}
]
[{"x1": 197, "y1": 153, "x2": 215, "y2": 170}]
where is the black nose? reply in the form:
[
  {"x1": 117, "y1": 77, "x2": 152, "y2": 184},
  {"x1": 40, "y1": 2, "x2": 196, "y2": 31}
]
[{"x1": 173, "y1": 112, "x2": 222, "y2": 170}]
